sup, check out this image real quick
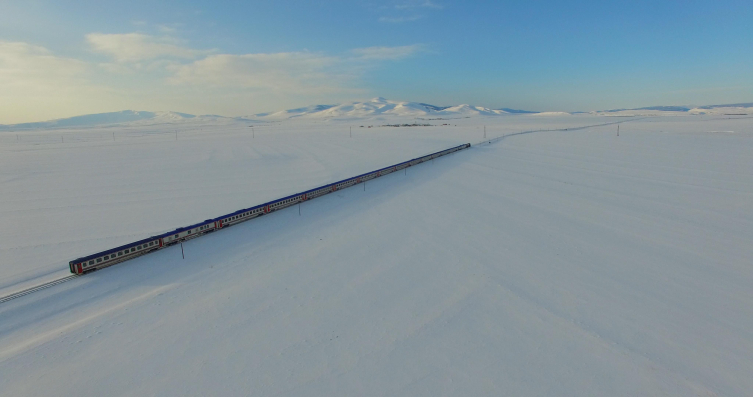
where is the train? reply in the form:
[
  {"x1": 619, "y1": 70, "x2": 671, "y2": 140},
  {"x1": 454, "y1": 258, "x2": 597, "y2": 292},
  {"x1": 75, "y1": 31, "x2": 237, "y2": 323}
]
[{"x1": 69, "y1": 143, "x2": 471, "y2": 274}]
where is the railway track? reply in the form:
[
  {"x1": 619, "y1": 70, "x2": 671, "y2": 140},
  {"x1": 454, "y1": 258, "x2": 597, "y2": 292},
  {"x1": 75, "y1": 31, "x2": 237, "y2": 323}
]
[
  {"x1": 0, "y1": 275, "x2": 79, "y2": 305},
  {"x1": 473, "y1": 118, "x2": 646, "y2": 146}
]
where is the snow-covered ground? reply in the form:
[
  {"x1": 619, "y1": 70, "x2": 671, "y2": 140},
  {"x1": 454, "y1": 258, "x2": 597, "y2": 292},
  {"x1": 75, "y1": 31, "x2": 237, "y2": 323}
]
[{"x1": 1, "y1": 115, "x2": 752, "y2": 396}]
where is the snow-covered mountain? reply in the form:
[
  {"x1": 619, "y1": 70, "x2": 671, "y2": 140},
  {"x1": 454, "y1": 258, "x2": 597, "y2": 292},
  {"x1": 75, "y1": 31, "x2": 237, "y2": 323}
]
[
  {"x1": 689, "y1": 103, "x2": 753, "y2": 115},
  {"x1": 591, "y1": 103, "x2": 753, "y2": 116},
  {"x1": 2, "y1": 99, "x2": 751, "y2": 130},
  {"x1": 249, "y1": 98, "x2": 513, "y2": 120},
  {"x1": 0, "y1": 110, "x2": 203, "y2": 130}
]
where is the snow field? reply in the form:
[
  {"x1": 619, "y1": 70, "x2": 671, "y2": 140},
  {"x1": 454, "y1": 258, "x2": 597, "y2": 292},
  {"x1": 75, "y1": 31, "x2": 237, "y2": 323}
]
[
  {"x1": 0, "y1": 115, "x2": 617, "y2": 292},
  {"x1": 1, "y1": 115, "x2": 752, "y2": 396}
]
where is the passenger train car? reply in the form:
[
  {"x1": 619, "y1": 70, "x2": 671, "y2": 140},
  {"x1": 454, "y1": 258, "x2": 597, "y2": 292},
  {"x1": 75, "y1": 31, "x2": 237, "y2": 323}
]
[{"x1": 69, "y1": 143, "x2": 471, "y2": 274}]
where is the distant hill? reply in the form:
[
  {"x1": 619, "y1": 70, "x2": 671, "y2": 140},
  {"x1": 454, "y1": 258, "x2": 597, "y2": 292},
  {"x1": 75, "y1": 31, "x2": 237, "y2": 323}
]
[
  {"x1": 2, "y1": 99, "x2": 751, "y2": 130},
  {"x1": 1, "y1": 110, "x2": 198, "y2": 130},
  {"x1": 593, "y1": 103, "x2": 753, "y2": 116},
  {"x1": 247, "y1": 98, "x2": 517, "y2": 120}
]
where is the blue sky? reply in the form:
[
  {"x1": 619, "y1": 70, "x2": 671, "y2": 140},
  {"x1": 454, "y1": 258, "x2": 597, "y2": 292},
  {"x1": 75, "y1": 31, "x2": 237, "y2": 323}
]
[{"x1": 1, "y1": 0, "x2": 752, "y2": 122}]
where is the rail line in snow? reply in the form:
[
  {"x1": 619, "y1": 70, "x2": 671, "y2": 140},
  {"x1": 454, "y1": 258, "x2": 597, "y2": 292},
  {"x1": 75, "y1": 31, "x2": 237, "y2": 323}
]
[
  {"x1": 1, "y1": 143, "x2": 471, "y2": 304},
  {"x1": 0, "y1": 275, "x2": 79, "y2": 304},
  {"x1": 473, "y1": 118, "x2": 647, "y2": 147}
]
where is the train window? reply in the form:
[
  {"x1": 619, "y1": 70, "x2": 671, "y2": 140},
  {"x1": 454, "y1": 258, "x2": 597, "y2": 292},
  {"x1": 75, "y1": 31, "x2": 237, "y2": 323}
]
[
  {"x1": 187, "y1": 230, "x2": 191, "y2": 234},
  {"x1": 97, "y1": 258, "x2": 102, "y2": 263},
  {"x1": 131, "y1": 248, "x2": 135, "y2": 252},
  {"x1": 104, "y1": 256, "x2": 109, "y2": 260},
  {"x1": 89, "y1": 260, "x2": 94, "y2": 265},
  {"x1": 175, "y1": 234, "x2": 179, "y2": 238},
  {"x1": 118, "y1": 252, "x2": 122, "y2": 256},
  {"x1": 137, "y1": 245, "x2": 141, "y2": 250}
]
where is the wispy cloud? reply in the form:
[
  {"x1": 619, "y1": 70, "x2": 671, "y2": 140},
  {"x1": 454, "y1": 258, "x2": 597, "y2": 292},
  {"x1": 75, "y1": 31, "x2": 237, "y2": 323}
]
[
  {"x1": 87, "y1": 33, "x2": 209, "y2": 62},
  {"x1": 0, "y1": 41, "x2": 88, "y2": 85},
  {"x1": 351, "y1": 45, "x2": 423, "y2": 60},
  {"x1": 379, "y1": 15, "x2": 424, "y2": 23},
  {"x1": 157, "y1": 24, "x2": 179, "y2": 33},
  {"x1": 376, "y1": 0, "x2": 443, "y2": 23},
  {"x1": 394, "y1": 0, "x2": 444, "y2": 10},
  {"x1": 168, "y1": 52, "x2": 351, "y2": 94},
  {"x1": 0, "y1": 41, "x2": 113, "y2": 123},
  {"x1": 168, "y1": 44, "x2": 423, "y2": 94}
]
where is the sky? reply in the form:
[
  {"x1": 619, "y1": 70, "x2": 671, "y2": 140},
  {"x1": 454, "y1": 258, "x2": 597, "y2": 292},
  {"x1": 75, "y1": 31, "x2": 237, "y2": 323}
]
[{"x1": 1, "y1": 0, "x2": 752, "y2": 123}]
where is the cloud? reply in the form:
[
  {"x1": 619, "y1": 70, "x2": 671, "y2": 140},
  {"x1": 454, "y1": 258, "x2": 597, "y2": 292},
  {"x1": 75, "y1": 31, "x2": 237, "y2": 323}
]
[
  {"x1": 169, "y1": 45, "x2": 423, "y2": 94},
  {"x1": 157, "y1": 24, "x2": 179, "y2": 33},
  {"x1": 379, "y1": 15, "x2": 424, "y2": 23},
  {"x1": 0, "y1": 41, "x2": 88, "y2": 91},
  {"x1": 394, "y1": 0, "x2": 444, "y2": 10},
  {"x1": 0, "y1": 41, "x2": 115, "y2": 124},
  {"x1": 87, "y1": 33, "x2": 208, "y2": 62},
  {"x1": 351, "y1": 45, "x2": 423, "y2": 60},
  {"x1": 168, "y1": 52, "x2": 352, "y2": 94},
  {"x1": 376, "y1": 1, "x2": 443, "y2": 23}
]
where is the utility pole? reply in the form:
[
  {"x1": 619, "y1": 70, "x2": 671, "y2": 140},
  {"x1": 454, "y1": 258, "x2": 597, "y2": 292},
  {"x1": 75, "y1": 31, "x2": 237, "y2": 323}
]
[
  {"x1": 617, "y1": 125, "x2": 620, "y2": 137},
  {"x1": 181, "y1": 242, "x2": 185, "y2": 259}
]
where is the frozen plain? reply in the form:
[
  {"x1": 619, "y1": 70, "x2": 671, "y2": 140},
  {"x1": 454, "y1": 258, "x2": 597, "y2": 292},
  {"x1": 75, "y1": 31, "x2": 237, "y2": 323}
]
[{"x1": 1, "y1": 115, "x2": 752, "y2": 396}]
